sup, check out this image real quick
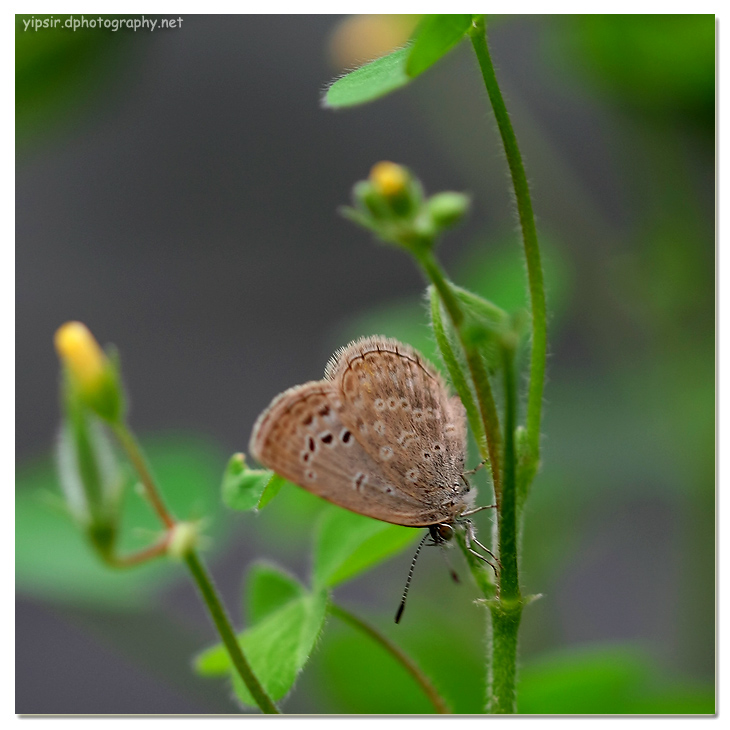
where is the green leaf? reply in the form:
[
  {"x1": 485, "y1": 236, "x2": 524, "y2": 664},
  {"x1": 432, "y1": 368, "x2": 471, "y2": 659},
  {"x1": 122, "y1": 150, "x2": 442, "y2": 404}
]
[
  {"x1": 257, "y1": 473, "x2": 285, "y2": 510},
  {"x1": 313, "y1": 507, "x2": 419, "y2": 589},
  {"x1": 15, "y1": 15, "x2": 131, "y2": 148},
  {"x1": 221, "y1": 454, "x2": 281, "y2": 512},
  {"x1": 195, "y1": 588, "x2": 329, "y2": 707},
  {"x1": 16, "y1": 433, "x2": 232, "y2": 608},
  {"x1": 233, "y1": 589, "x2": 329, "y2": 707},
  {"x1": 193, "y1": 639, "x2": 234, "y2": 678},
  {"x1": 195, "y1": 563, "x2": 308, "y2": 678},
  {"x1": 312, "y1": 597, "x2": 487, "y2": 713},
  {"x1": 324, "y1": 46, "x2": 411, "y2": 109},
  {"x1": 246, "y1": 562, "x2": 306, "y2": 625},
  {"x1": 323, "y1": 15, "x2": 475, "y2": 109},
  {"x1": 553, "y1": 15, "x2": 714, "y2": 126},
  {"x1": 518, "y1": 644, "x2": 715, "y2": 714},
  {"x1": 406, "y1": 14, "x2": 472, "y2": 77},
  {"x1": 453, "y1": 285, "x2": 510, "y2": 357}
]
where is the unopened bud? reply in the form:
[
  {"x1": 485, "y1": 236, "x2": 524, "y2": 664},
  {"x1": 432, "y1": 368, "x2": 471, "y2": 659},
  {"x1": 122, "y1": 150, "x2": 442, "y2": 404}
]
[
  {"x1": 427, "y1": 192, "x2": 470, "y2": 229},
  {"x1": 370, "y1": 161, "x2": 409, "y2": 198},
  {"x1": 54, "y1": 321, "x2": 123, "y2": 422},
  {"x1": 55, "y1": 322, "x2": 107, "y2": 395}
]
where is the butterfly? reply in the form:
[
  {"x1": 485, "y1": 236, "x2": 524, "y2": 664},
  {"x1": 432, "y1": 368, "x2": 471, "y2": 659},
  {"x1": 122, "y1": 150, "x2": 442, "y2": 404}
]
[{"x1": 249, "y1": 336, "x2": 496, "y2": 620}]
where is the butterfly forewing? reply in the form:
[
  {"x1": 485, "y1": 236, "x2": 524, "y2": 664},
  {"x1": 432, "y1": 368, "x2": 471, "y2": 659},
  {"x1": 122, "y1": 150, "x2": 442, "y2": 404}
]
[
  {"x1": 249, "y1": 380, "x2": 443, "y2": 526},
  {"x1": 250, "y1": 336, "x2": 473, "y2": 528}
]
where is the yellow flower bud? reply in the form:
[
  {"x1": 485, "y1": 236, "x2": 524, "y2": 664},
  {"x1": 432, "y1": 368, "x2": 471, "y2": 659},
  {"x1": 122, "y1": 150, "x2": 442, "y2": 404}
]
[
  {"x1": 54, "y1": 321, "x2": 123, "y2": 422},
  {"x1": 54, "y1": 322, "x2": 107, "y2": 394},
  {"x1": 370, "y1": 161, "x2": 409, "y2": 198}
]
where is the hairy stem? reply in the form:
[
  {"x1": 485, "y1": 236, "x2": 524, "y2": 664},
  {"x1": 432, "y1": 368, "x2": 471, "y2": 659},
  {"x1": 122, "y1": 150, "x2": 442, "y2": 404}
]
[
  {"x1": 112, "y1": 422, "x2": 279, "y2": 714},
  {"x1": 498, "y1": 342, "x2": 520, "y2": 603},
  {"x1": 476, "y1": 343, "x2": 522, "y2": 714},
  {"x1": 329, "y1": 602, "x2": 450, "y2": 714},
  {"x1": 469, "y1": 15, "x2": 547, "y2": 476},
  {"x1": 429, "y1": 287, "x2": 488, "y2": 460},
  {"x1": 185, "y1": 551, "x2": 280, "y2": 714},
  {"x1": 112, "y1": 423, "x2": 175, "y2": 529},
  {"x1": 417, "y1": 248, "x2": 503, "y2": 502},
  {"x1": 488, "y1": 600, "x2": 522, "y2": 714}
]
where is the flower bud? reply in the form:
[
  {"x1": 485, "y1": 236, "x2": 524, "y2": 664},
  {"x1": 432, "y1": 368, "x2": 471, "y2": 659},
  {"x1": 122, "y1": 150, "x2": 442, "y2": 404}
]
[
  {"x1": 54, "y1": 322, "x2": 123, "y2": 423},
  {"x1": 57, "y1": 398, "x2": 122, "y2": 559},
  {"x1": 369, "y1": 161, "x2": 421, "y2": 219},
  {"x1": 370, "y1": 161, "x2": 409, "y2": 198},
  {"x1": 55, "y1": 322, "x2": 106, "y2": 392},
  {"x1": 353, "y1": 180, "x2": 388, "y2": 220},
  {"x1": 427, "y1": 191, "x2": 470, "y2": 229}
]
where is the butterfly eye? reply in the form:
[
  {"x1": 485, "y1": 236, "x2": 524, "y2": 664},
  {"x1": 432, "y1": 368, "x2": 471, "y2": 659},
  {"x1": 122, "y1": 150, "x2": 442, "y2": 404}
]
[{"x1": 436, "y1": 524, "x2": 454, "y2": 542}]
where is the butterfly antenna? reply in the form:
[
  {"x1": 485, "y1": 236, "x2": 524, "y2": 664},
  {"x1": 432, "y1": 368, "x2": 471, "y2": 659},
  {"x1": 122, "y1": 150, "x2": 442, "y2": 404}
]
[{"x1": 395, "y1": 531, "x2": 429, "y2": 624}]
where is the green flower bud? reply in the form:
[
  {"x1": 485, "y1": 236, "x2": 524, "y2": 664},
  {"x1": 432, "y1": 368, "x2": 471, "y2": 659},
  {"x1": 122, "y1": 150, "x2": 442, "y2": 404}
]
[
  {"x1": 368, "y1": 161, "x2": 419, "y2": 218},
  {"x1": 56, "y1": 397, "x2": 123, "y2": 559},
  {"x1": 427, "y1": 191, "x2": 470, "y2": 229},
  {"x1": 353, "y1": 180, "x2": 389, "y2": 221}
]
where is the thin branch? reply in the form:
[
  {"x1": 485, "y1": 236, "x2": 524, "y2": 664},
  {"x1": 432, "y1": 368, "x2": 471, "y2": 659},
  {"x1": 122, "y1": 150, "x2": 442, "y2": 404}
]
[{"x1": 329, "y1": 602, "x2": 451, "y2": 714}]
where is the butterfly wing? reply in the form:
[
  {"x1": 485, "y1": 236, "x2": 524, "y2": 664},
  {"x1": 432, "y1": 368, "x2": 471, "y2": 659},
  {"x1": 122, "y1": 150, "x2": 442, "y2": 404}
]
[
  {"x1": 325, "y1": 337, "x2": 468, "y2": 515},
  {"x1": 249, "y1": 380, "x2": 439, "y2": 526}
]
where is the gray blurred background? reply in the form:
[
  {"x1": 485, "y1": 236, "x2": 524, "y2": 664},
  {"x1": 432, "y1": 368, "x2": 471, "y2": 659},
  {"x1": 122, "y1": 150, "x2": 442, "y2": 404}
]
[{"x1": 16, "y1": 15, "x2": 714, "y2": 713}]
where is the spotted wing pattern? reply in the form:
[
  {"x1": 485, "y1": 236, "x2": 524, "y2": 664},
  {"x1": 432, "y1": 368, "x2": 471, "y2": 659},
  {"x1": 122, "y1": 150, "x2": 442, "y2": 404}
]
[
  {"x1": 325, "y1": 337, "x2": 469, "y2": 519},
  {"x1": 250, "y1": 380, "x2": 446, "y2": 526}
]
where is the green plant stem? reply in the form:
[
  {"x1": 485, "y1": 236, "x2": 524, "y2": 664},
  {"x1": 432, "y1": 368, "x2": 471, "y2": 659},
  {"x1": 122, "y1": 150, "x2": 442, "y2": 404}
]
[
  {"x1": 429, "y1": 287, "x2": 488, "y2": 460},
  {"x1": 487, "y1": 600, "x2": 522, "y2": 714},
  {"x1": 329, "y1": 602, "x2": 450, "y2": 714},
  {"x1": 416, "y1": 248, "x2": 503, "y2": 501},
  {"x1": 112, "y1": 421, "x2": 279, "y2": 714},
  {"x1": 112, "y1": 423, "x2": 175, "y2": 529},
  {"x1": 185, "y1": 550, "x2": 280, "y2": 714},
  {"x1": 498, "y1": 342, "x2": 520, "y2": 603},
  {"x1": 486, "y1": 342, "x2": 523, "y2": 713},
  {"x1": 103, "y1": 535, "x2": 170, "y2": 568},
  {"x1": 469, "y1": 16, "x2": 547, "y2": 473}
]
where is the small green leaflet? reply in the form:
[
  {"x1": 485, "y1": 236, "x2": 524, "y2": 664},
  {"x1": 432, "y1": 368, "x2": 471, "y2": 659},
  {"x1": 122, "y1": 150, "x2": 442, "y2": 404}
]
[
  {"x1": 313, "y1": 507, "x2": 418, "y2": 589},
  {"x1": 194, "y1": 564, "x2": 329, "y2": 708},
  {"x1": 324, "y1": 15, "x2": 473, "y2": 109},
  {"x1": 406, "y1": 14, "x2": 473, "y2": 77},
  {"x1": 246, "y1": 562, "x2": 305, "y2": 625},
  {"x1": 221, "y1": 454, "x2": 285, "y2": 511},
  {"x1": 324, "y1": 46, "x2": 411, "y2": 108}
]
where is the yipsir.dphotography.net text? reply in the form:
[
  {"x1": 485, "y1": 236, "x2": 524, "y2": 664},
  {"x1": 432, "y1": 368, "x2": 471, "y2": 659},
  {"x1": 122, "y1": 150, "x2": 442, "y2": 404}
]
[{"x1": 20, "y1": 15, "x2": 184, "y2": 33}]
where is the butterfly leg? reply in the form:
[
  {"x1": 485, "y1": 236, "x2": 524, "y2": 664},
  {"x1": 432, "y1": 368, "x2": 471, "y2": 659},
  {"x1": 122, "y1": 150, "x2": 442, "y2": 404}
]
[
  {"x1": 461, "y1": 504, "x2": 497, "y2": 517},
  {"x1": 463, "y1": 519, "x2": 500, "y2": 576},
  {"x1": 463, "y1": 458, "x2": 488, "y2": 476}
]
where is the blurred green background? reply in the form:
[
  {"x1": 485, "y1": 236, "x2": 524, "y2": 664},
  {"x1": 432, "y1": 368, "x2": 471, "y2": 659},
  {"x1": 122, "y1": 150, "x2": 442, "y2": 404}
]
[{"x1": 16, "y1": 14, "x2": 715, "y2": 713}]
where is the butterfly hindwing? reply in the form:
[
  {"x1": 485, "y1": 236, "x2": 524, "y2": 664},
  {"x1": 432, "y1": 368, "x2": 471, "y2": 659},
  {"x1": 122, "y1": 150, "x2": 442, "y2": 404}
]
[{"x1": 249, "y1": 380, "x2": 446, "y2": 526}]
